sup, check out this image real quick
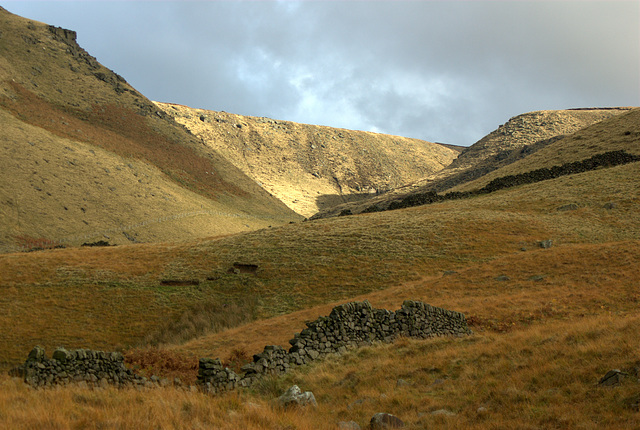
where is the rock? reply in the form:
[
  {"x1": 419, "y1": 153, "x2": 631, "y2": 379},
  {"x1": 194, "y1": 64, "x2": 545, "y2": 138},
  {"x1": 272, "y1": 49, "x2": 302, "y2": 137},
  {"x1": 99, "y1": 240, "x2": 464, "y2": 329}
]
[
  {"x1": 477, "y1": 406, "x2": 488, "y2": 415},
  {"x1": 347, "y1": 398, "x2": 368, "y2": 410},
  {"x1": 431, "y1": 409, "x2": 456, "y2": 416},
  {"x1": 52, "y1": 347, "x2": 70, "y2": 363},
  {"x1": 599, "y1": 369, "x2": 627, "y2": 387},
  {"x1": 603, "y1": 202, "x2": 617, "y2": 210},
  {"x1": 277, "y1": 385, "x2": 317, "y2": 409},
  {"x1": 495, "y1": 275, "x2": 510, "y2": 281},
  {"x1": 337, "y1": 421, "x2": 361, "y2": 430},
  {"x1": 370, "y1": 413, "x2": 404, "y2": 429},
  {"x1": 27, "y1": 346, "x2": 46, "y2": 362},
  {"x1": 557, "y1": 203, "x2": 579, "y2": 211},
  {"x1": 538, "y1": 239, "x2": 553, "y2": 249},
  {"x1": 396, "y1": 378, "x2": 411, "y2": 387}
]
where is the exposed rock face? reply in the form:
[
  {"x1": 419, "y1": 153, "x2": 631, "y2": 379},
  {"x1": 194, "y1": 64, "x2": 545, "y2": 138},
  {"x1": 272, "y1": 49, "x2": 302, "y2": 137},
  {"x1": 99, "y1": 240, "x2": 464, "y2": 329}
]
[
  {"x1": 449, "y1": 108, "x2": 633, "y2": 173},
  {"x1": 197, "y1": 300, "x2": 471, "y2": 394}
]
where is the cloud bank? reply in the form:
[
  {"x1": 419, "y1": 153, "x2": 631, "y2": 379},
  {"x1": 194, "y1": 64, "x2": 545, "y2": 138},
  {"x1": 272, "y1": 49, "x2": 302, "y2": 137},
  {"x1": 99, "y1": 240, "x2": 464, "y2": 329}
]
[{"x1": 6, "y1": 1, "x2": 639, "y2": 145}]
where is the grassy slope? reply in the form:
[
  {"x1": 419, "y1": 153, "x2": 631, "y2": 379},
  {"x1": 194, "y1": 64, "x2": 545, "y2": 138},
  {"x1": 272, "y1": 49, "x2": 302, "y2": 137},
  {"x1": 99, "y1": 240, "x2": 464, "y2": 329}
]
[
  {"x1": 2, "y1": 148, "x2": 638, "y2": 428},
  {"x1": 0, "y1": 159, "x2": 638, "y2": 367},
  {"x1": 315, "y1": 108, "x2": 636, "y2": 218},
  {"x1": 1, "y1": 239, "x2": 639, "y2": 428},
  {"x1": 156, "y1": 102, "x2": 459, "y2": 217},
  {"x1": 0, "y1": 8, "x2": 300, "y2": 250},
  {"x1": 451, "y1": 107, "x2": 640, "y2": 192}
]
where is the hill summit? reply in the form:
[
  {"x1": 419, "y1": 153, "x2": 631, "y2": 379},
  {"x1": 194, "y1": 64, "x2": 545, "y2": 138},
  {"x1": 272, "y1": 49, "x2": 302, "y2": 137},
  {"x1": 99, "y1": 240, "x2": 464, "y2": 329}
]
[
  {"x1": 155, "y1": 102, "x2": 459, "y2": 217},
  {"x1": 0, "y1": 7, "x2": 303, "y2": 250}
]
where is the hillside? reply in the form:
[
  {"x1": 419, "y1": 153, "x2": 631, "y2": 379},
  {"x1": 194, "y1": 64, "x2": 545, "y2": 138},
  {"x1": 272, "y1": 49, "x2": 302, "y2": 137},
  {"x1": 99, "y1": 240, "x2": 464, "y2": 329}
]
[
  {"x1": 314, "y1": 107, "x2": 636, "y2": 218},
  {"x1": 0, "y1": 7, "x2": 300, "y2": 251},
  {"x1": 1, "y1": 148, "x2": 639, "y2": 427},
  {"x1": 155, "y1": 102, "x2": 459, "y2": 217}
]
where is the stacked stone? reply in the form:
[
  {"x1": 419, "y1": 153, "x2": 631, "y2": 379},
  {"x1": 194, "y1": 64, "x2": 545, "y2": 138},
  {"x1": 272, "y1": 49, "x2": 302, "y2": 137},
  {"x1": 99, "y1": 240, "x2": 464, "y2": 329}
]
[
  {"x1": 18, "y1": 346, "x2": 146, "y2": 388},
  {"x1": 197, "y1": 358, "x2": 243, "y2": 394},
  {"x1": 196, "y1": 300, "x2": 472, "y2": 392}
]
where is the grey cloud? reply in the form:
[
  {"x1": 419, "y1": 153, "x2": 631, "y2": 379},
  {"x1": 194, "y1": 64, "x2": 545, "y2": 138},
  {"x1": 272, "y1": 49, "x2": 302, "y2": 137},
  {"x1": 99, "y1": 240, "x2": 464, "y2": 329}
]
[{"x1": 5, "y1": 1, "x2": 639, "y2": 146}]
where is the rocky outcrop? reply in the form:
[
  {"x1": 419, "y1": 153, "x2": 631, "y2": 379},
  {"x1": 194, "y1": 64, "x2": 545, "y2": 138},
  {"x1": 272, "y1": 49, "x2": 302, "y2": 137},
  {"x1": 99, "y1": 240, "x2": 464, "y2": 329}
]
[{"x1": 197, "y1": 300, "x2": 471, "y2": 394}]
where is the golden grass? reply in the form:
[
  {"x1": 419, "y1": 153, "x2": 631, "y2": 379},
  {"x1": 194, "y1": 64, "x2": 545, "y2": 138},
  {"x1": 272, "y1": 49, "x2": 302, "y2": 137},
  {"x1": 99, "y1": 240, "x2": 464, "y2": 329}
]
[
  {"x1": 2, "y1": 312, "x2": 638, "y2": 429},
  {"x1": 166, "y1": 239, "x2": 640, "y2": 370},
  {"x1": 1, "y1": 8, "x2": 300, "y2": 250},
  {"x1": 1, "y1": 161, "x2": 638, "y2": 367}
]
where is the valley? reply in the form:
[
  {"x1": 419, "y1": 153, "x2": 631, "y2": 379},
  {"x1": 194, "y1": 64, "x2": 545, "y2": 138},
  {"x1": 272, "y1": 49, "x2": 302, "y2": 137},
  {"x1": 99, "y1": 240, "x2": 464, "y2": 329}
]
[{"x1": 1, "y1": 6, "x2": 639, "y2": 429}]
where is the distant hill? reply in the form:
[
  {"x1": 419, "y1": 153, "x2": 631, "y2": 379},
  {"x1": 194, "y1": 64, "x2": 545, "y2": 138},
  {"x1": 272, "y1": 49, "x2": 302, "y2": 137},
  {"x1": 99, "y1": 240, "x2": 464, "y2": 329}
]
[
  {"x1": 155, "y1": 102, "x2": 459, "y2": 217},
  {"x1": 0, "y1": 7, "x2": 300, "y2": 251},
  {"x1": 312, "y1": 107, "x2": 636, "y2": 218}
]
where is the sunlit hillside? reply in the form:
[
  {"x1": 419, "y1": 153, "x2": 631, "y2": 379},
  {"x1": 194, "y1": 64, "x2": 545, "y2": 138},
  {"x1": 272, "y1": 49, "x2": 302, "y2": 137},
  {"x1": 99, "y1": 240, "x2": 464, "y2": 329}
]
[
  {"x1": 156, "y1": 102, "x2": 459, "y2": 217},
  {"x1": 0, "y1": 7, "x2": 301, "y2": 251}
]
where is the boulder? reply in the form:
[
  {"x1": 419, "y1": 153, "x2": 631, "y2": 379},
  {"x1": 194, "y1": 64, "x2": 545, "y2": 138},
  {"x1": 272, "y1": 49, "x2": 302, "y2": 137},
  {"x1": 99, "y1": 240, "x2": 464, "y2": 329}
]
[
  {"x1": 370, "y1": 412, "x2": 404, "y2": 429},
  {"x1": 277, "y1": 385, "x2": 317, "y2": 409},
  {"x1": 538, "y1": 239, "x2": 553, "y2": 249}
]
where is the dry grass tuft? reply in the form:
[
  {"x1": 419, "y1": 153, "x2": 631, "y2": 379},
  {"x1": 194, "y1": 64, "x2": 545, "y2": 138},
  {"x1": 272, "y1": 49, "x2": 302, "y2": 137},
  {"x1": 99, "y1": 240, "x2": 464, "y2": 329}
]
[{"x1": 124, "y1": 347, "x2": 198, "y2": 384}]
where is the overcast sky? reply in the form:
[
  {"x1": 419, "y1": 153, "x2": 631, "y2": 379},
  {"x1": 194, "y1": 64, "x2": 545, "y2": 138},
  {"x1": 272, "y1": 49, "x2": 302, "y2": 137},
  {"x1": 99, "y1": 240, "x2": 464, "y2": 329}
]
[{"x1": 5, "y1": 1, "x2": 639, "y2": 146}]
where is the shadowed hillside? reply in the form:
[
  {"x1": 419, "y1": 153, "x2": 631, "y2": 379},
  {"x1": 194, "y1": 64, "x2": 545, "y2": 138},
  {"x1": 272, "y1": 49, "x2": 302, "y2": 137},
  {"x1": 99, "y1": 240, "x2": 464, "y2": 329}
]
[
  {"x1": 0, "y1": 7, "x2": 300, "y2": 251},
  {"x1": 155, "y1": 102, "x2": 459, "y2": 217}
]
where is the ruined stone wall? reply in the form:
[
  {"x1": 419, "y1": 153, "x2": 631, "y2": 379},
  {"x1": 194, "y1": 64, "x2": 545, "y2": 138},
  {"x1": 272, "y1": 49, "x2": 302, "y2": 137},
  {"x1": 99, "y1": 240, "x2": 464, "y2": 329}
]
[
  {"x1": 12, "y1": 300, "x2": 471, "y2": 391},
  {"x1": 197, "y1": 300, "x2": 472, "y2": 393},
  {"x1": 13, "y1": 346, "x2": 149, "y2": 388}
]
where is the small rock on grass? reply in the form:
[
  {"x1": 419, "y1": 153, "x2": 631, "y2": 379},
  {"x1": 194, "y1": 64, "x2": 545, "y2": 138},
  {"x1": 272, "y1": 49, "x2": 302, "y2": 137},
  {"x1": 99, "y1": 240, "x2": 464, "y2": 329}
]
[
  {"x1": 370, "y1": 412, "x2": 404, "y2": 429},
  {"x1": 277, "y1": 385, "x2": 317, "y2": 409},
  {"x1": 599, "y1": 369, "x2": 627, "y2": 387},
  {"x1": 337, "y1": 421, "x2": 361, "y2": 430}
]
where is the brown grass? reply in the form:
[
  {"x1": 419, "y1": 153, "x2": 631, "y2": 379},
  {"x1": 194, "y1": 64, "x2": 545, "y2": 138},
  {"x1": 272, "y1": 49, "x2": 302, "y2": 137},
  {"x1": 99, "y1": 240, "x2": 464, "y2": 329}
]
[
  {"x1": 1, "y1": 10, "x2": 640, "y2": 428},
  {"x1": 2, "y1": 312, "x2": 639, "y2": 429},
  {"x1": 1, "y1": 160, "x2": 638, "y2": 367},
  {"x1": 0, "y1": 81, "x2": 243, "y2": 199}
]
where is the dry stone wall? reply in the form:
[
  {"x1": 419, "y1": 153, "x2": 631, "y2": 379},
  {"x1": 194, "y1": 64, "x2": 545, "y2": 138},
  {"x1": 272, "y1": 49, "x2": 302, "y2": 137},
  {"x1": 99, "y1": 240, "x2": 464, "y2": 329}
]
[
  {"x1": 197, "y1": 300, "x2": 472, "y2": 394},
  {"x1": 12, "y1": 300, "x2": 471, "y2": 392},
  {"x1": 13, "y1": 346, "x2": 150, "y2": 389}
]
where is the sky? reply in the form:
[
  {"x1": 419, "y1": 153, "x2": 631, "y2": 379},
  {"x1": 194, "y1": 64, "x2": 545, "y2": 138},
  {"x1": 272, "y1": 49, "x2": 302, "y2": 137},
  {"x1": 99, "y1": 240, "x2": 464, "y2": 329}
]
[{"x1": 4, "y1": 1, "x2": 639, "y2": 146}]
